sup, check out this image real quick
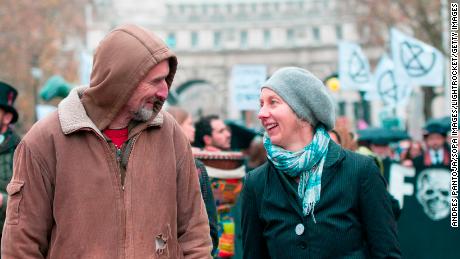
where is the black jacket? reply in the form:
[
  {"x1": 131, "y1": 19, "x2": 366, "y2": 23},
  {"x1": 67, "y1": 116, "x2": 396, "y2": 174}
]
[
  {"x1": 0, "y1": 129, "x2": 20, "y2": 232},
  {"x1": 241, "y1": 141, "x2": 401, "y2": 259},
  {"x1": 194, "y1": 159, "x2": 219, "y2": 256}
]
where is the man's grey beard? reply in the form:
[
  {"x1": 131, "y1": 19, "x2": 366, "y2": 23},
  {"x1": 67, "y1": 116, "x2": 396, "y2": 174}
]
[
  {"x1": 133, "y1": 107, "x2": 154, "y2": 122},
  {"x1": 132, "y1": 98, "x2": 166, "y2": 122}
]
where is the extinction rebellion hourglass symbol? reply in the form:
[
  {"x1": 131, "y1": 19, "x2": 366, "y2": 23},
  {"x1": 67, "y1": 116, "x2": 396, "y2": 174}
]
[
  {"x1": 347, "y1": 50, "x2": 370, "y2": 84},
  {"x1": 400, "y1": 41, "x2": 437, "y2": 77},
  {"x1": 377, "y1": 70, "x2": 399, "y2": 106}
]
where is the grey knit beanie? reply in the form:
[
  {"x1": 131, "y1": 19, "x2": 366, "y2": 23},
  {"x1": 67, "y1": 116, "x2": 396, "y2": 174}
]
[{"x1": 262, "y1": 67, "x2": 335, "y2": 130}]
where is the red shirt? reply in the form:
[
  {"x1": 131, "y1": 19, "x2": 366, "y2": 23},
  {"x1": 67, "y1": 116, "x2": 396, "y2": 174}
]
[{"x1": 103, "y1": 128, "x2": 128, "y2": 149}]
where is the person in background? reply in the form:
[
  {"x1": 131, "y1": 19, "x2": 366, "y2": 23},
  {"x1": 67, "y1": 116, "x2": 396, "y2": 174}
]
[
  {"x1": 167, "y1": 106, "x2": 219, "y2": 255},
  {"x1": 399, "y1": 140, "x2": 423, "y2": 167},
  {"x1": 328, "y1": 129, "x2": 341, "y2": 145},
  {"x1": 244, "y1": 136, "x2": 267, "y2": 172},
  {"x1": 329, "y1": 125, "x2": 357, "y2": 151},
  {"x1": 194, "y1": 114, "x2": 247, "y2": 259},
  {"x1": 408, "y1": 141, "x2": 423, "y2": 161},
  {"x1": 356, "y1": 138, "x2": 402, "y2": 220},
  {"x1": 397, "y1": 120, "x2": 456, "y2": 259},
  {"x1": 241, "y1": 67, "x2": 400, "y2": 258},
  {"x1": 413, "y1": 122, "x2": 450, "y2": 170},
  {"x1": 369, "y1": 140, "x2": 395, "y2": 161},
  {"x1": 1, "y1": 24, "x2": 212, "y2": 258},
  {"x1": 194, "y1": 115, "x2": 231, "y2": 152},
  {"x1": 0, "y1": 82, "x2": 21, "y2": 244}
]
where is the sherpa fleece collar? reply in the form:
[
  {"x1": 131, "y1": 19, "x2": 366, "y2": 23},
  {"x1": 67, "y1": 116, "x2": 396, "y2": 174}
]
[{"x1": 58, "y1": 86, "x2": 164, "y2": 136}]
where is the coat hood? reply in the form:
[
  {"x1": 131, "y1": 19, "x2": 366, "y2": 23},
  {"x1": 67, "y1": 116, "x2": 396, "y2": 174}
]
[{"x1": 81, "y1": 24, "x2": 178, "y2": 130}]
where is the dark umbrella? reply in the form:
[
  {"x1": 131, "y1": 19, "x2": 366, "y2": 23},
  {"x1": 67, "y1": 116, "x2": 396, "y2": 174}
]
[
  {"x1": 225, "y1": 120, "x2": 262, "y2": 150},
  {"x1": 357, "y1": 127, "x2": 409, "y2": 145}
]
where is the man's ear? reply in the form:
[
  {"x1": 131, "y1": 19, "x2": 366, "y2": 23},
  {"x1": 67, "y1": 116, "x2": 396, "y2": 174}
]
[
  {"x1": 203, "y1": 135, "x2": 212, "y2": 146},
  {"x1": 2, "y1": 112, "x2": 13, "y2": 125}
]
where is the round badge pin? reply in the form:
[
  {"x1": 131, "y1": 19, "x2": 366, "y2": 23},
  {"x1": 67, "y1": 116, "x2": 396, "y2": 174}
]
[{"x1": 295, "y1": 223, "x2": 304, "y2": 236}]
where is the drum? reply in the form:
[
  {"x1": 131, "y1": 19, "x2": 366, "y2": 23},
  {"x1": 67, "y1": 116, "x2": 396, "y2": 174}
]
[{"x1": 193, "y1": 150, "x2": 245, "y2": 204}]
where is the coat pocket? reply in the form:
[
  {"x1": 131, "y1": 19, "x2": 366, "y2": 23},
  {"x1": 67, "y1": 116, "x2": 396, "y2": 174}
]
[{"x1": 5, "y1": 180, "x2": 25, "y2": 225}]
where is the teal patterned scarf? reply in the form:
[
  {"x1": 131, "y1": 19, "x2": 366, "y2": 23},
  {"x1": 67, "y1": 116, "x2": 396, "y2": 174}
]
[{"x1": 264, "y1": 126, "x2": 330, "y2": 220}]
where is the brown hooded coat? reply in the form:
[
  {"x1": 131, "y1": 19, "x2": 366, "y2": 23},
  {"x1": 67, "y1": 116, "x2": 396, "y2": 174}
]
[{"x1": 1, "y1": 25, "x2": 212, "y2": 258}]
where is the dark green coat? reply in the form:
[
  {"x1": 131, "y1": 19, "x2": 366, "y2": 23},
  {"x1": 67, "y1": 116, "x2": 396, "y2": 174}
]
[
  {"x1": 241, "y1": 142, "x2": 401, "y2": 259},
  {"x1": 0, "y1": 130, "x2": 20, "y2": 232}
]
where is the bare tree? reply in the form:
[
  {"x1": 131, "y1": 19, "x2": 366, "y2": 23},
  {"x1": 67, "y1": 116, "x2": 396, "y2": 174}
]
[{"x1": 0, "y1": 0, "x2": 88, "y2": 134}]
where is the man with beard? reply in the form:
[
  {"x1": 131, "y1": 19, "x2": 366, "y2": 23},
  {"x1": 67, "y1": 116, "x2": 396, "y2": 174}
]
[
  {"x1": 0, "y1": 82, "x2": 20, "y2": 238},
  {"x1": 193, "y1": 115, "x2": 247, "y2": 259},
  {"x1": 193, "y1": 115, "x2": 231, "y2": 151},
  {"x1": 1, "y1": 25, "x2": 212, "y2": 258}
]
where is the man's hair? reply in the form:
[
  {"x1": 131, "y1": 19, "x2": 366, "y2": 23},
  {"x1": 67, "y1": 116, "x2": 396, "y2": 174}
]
[{"x1": 193, "y1": 115, "x2": 219, "y2": 148}]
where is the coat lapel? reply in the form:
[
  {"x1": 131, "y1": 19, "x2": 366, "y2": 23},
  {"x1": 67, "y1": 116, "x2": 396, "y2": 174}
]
[
  {"x1": 270, "y1": 165, "x2": 304, "y2": 216},
  {"x1": 320, "y1": 141, "x2": 345, "y2": 190}
]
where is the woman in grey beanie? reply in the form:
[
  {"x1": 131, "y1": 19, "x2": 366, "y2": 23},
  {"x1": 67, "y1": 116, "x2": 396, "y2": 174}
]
[{"x1": 240, "y1": 67, "x2": 401, "y2": 259}]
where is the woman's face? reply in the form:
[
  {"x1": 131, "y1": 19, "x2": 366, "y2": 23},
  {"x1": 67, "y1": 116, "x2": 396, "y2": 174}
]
[
  {"x1": 258, "y1": 88, "x2": 312, "y2": 151},
  {"x1": 409, "y1": 142, "x2": 423, "y2": 158},
  {"x1": 180, "y1": 115, "x2": 195, "y2": 143}
]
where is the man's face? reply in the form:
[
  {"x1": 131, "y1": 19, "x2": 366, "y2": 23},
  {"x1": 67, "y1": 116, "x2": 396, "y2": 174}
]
[
  {"x1": 209, "y1": 119, "x2": 231, "y2": 150},
  {"x1": 124, "y1": 60, "x2": 170, "y2": 122},
  {"x1": 426, "y1": 133, "x2": 446, "y2": 150},
  {"x1": 370, "y1": 144, "x2": 392, "y2": 158}
]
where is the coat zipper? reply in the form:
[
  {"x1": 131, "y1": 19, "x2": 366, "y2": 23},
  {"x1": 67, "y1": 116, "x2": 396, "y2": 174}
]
[
  {"x1": 87, "y1": 128, "x2": 142, "y2": 258},
  {"x1": 95, "y1": 132, "x2": 126, "y2": 258},
  {"x1": 115, "y1": 147, "x2": 124, "y2": 190},
  {"x1": 116, "y1": 134, "x2": 140, "y2": 258}
]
